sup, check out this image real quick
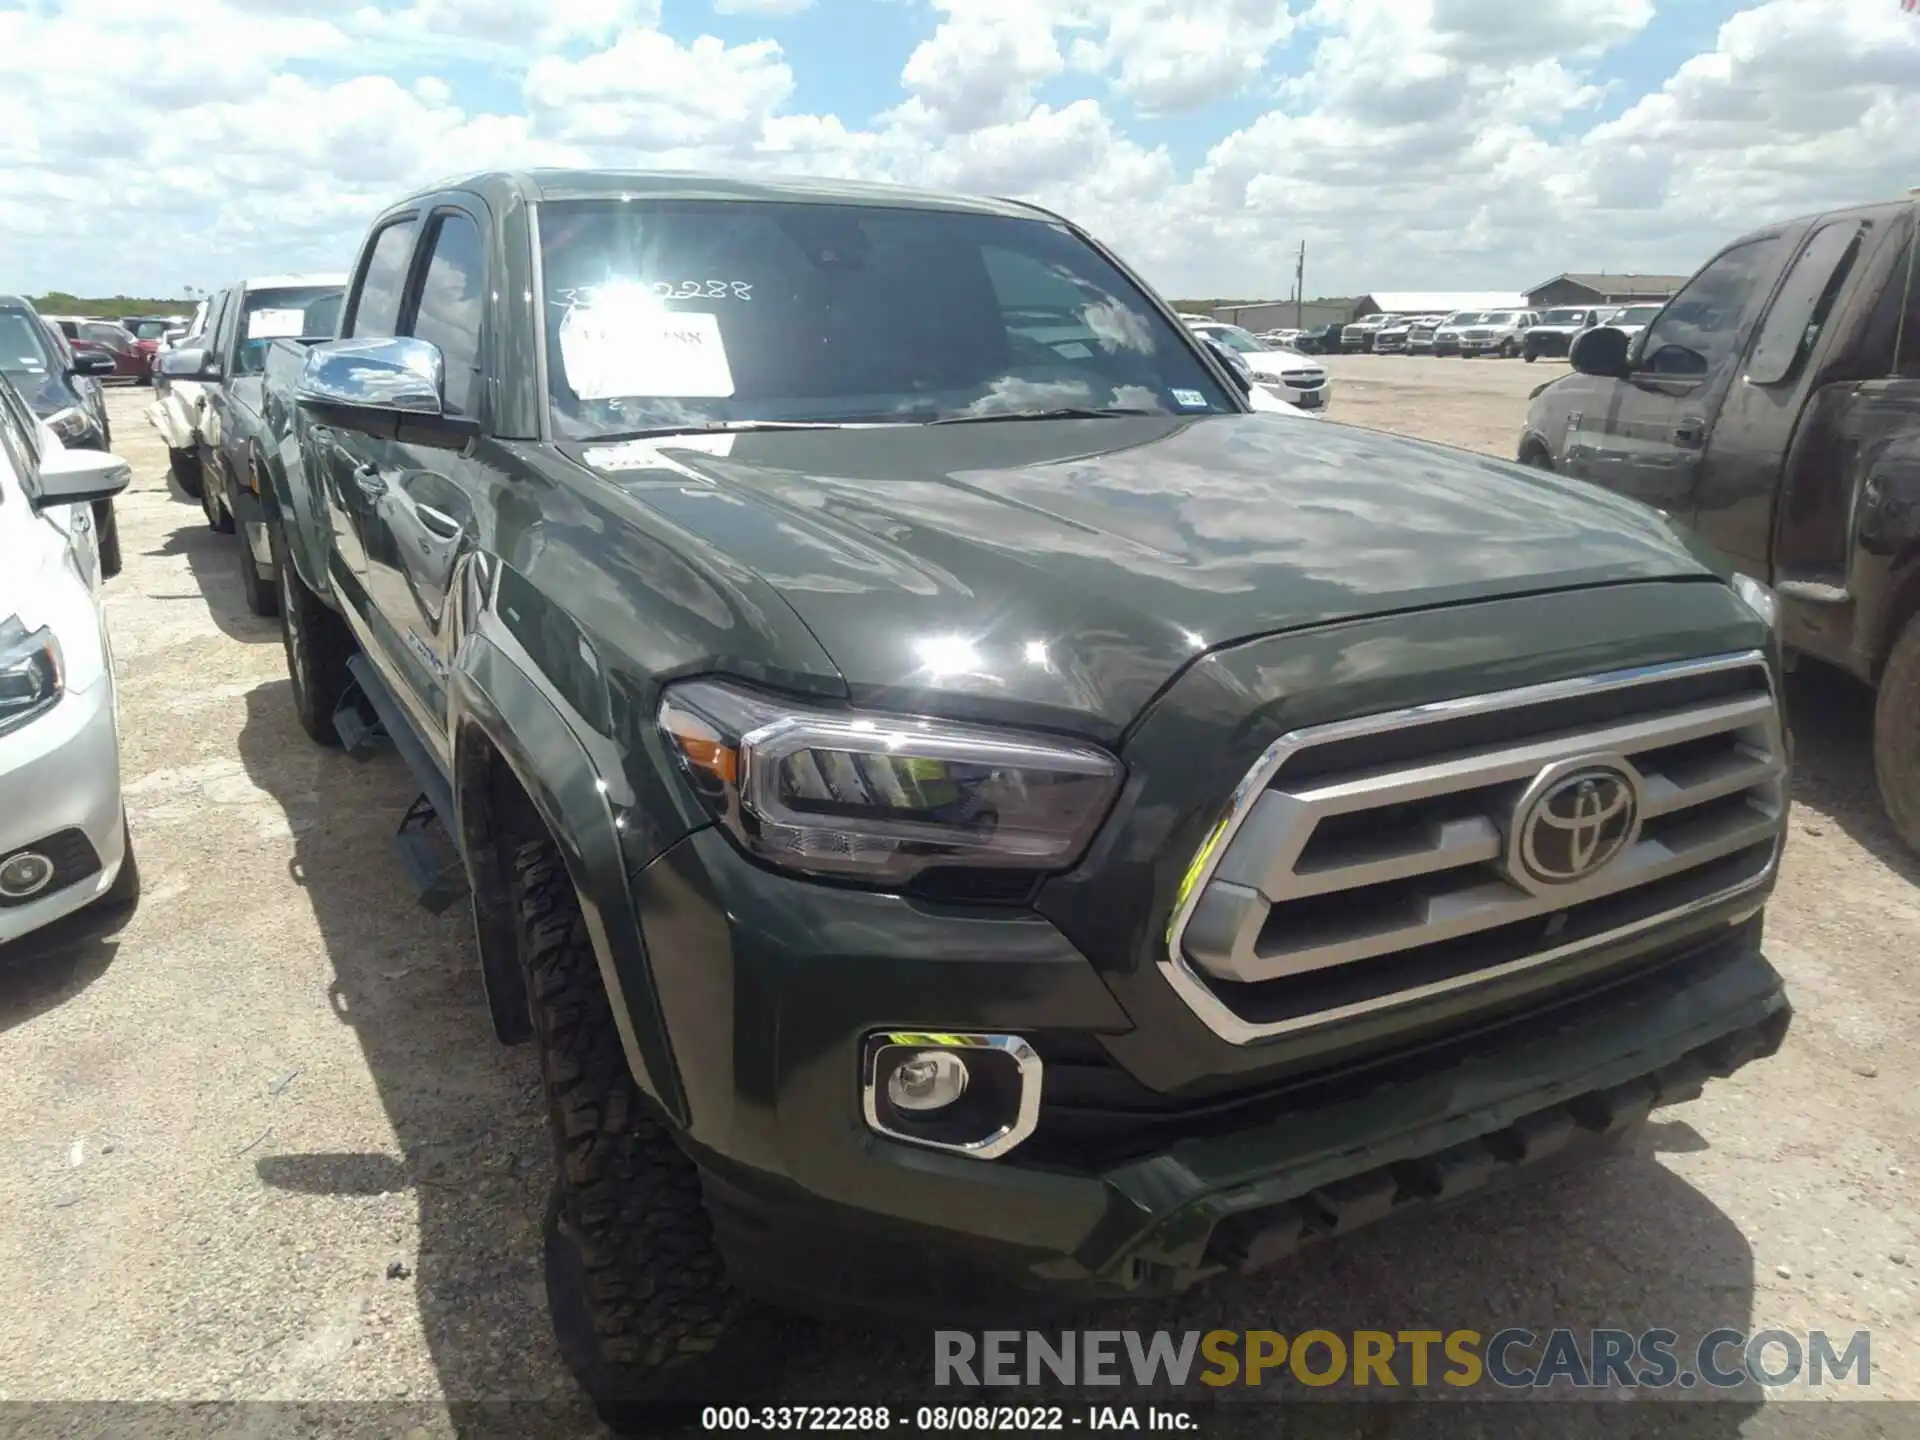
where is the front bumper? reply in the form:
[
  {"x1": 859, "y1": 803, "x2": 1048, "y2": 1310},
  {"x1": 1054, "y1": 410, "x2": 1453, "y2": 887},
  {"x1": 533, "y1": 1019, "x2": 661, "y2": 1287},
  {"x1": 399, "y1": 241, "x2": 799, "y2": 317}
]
[
  {"x1": 0, "y1": 678, "x2": 127, "y2": 948},
  {"x1": 1254, "y1": 377, "x2": 1329, "y2": 412},
  {"x1": 637, "y1": 824, "x2": 1787, "y2": 1316},
  {"x1": 147, "y1": 392, "x2": 199, "y2": 454},
  {"x1": 1431, "y1": 334, "x2": 1462, "y2": 354}
]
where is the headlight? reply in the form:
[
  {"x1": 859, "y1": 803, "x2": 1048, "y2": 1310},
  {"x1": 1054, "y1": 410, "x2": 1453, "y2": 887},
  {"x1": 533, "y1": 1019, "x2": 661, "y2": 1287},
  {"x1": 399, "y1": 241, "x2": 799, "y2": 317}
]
[
  {"x1": 0, "y1": 617, "x2": 64, "y2": 737},
  {"x1": 657, "y1": 679, "x2": 1123, "y2": 884},
  {"x1": 46, "y1": 407, "x2": 94, "y2": 443},
  {"x1": 1732, "y1": 573, "x2": 1779, "y2": 629}
]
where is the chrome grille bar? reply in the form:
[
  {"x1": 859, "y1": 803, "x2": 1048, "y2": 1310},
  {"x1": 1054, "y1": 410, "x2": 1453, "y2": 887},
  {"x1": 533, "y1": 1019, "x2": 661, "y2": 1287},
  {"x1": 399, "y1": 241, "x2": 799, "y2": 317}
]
[{"x1": 1159, "y1": 651, "x2": 1785, "y2": 1044}]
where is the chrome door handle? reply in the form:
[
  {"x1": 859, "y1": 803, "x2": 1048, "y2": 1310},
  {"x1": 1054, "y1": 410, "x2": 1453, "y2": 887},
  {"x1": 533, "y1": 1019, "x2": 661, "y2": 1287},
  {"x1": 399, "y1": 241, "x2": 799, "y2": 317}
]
[{"x1": 351, "y1": 463, "x2": 387, "y2": 497}]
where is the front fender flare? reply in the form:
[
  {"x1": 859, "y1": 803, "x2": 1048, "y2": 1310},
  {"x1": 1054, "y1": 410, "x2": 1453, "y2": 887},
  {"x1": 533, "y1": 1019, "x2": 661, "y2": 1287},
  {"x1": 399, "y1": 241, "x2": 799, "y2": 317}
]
[{"x1": 450, "y1": 627, "x2": 688, "y2": 1126}]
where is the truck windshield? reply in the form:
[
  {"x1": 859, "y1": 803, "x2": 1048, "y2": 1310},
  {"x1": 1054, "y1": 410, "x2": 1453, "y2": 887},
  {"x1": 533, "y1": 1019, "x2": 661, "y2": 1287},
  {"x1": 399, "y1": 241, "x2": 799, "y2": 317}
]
[
  {"x1": 235, "y1": 286, "x2": 344, "y2": 374},
  {"x1": 1541, "y1": 309, "x2": 1587, "y2": 324},
  {"x1": 0, "y1": 309, "x2": 56, "y2": 379},
  {"x1": 1195, "y1": 325, "x2": 1261, "y2": 352},
  {"x1": 536, "y1": 198, "x2": 1234, "y2": 438}
]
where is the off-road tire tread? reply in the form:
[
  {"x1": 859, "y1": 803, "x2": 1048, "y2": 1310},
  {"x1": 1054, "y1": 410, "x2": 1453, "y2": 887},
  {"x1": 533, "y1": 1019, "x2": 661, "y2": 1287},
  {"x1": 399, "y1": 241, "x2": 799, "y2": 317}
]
[
  {"x1": 1874, "y1": 611, "x2": 1920, "y2": 853},
  {"x1": 270, "y1": 519, "x2": 354, "y2": 747},
  {"x1": 514, "y1": 841, "x2": 743, "y2": 1412}
]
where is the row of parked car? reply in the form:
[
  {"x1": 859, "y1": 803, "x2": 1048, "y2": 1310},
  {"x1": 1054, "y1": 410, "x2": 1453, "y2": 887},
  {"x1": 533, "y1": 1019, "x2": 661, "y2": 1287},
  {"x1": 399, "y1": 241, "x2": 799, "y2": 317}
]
[{"x1": 1337, "y1": 304, "x2": 1670, "y2": 360}]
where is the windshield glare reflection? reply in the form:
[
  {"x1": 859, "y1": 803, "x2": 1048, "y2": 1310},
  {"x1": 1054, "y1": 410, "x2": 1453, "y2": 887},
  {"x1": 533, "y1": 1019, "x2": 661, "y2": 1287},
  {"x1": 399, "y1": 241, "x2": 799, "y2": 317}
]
[{"x1": 536, "y1": 199, "x2": 1234, "y2": 439}]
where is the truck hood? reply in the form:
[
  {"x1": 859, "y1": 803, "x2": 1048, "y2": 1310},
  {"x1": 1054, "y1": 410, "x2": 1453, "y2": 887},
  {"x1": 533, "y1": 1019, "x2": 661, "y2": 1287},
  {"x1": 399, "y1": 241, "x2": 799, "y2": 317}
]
[{"x1": 575, "y1": 413, "x2": 1715, "y2": 737}]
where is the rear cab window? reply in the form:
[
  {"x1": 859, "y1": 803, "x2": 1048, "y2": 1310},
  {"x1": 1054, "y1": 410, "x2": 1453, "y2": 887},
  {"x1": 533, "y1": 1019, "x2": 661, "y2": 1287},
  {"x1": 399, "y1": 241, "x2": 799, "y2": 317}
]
[{"x1": 1747, "y1": 221, "x2": 1868, "y2": 385}]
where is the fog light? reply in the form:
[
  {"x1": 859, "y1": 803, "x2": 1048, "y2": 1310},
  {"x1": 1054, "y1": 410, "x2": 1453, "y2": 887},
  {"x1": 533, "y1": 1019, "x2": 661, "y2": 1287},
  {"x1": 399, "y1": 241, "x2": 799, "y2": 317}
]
[
  {"x1": 887, "y1": 1050, "x2": 970, "y2": 1112},
  {"x1": 0, "y1": 851, "x2": 55, "y2": 899},
  {"x1": 862, "y1": 1032, "x2": 1043, "y2": 1159}
]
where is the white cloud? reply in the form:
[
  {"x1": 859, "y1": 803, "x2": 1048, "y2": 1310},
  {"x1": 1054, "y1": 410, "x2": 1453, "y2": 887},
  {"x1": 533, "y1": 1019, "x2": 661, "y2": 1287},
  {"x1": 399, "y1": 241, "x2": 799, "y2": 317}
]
[{"x1": 0, "y1": 0, "x2": 1915, "y2": 304}]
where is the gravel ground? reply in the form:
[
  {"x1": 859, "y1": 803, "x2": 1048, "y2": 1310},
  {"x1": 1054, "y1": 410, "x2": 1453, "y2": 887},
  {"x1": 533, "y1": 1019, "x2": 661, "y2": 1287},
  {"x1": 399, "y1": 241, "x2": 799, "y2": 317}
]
[{"x1": 0, "y1": 368, "x2": 1914, "y2": 1434}]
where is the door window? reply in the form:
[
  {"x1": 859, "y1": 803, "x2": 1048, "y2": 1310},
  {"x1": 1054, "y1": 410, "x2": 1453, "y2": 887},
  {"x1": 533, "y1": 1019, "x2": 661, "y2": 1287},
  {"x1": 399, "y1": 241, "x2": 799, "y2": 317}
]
[
  {"x1": 1639, "y1": 238, "x2": 1781, "y2": 379},
  {"x1": 0, "y1": 377, "x2": 38, "y2": 489},
  {"x1": 1897, "y1": 236, "x2": 1920, "y2": 377},
  {"x1": 1747, "y1": 223, "x2": 1866, "y2": 385},
  {"x1": 404, "y1": 211, "x2": 486, "y2": 416},
  {"x1": 347, "y1": 219, "x2": 420, "y2": 339}
]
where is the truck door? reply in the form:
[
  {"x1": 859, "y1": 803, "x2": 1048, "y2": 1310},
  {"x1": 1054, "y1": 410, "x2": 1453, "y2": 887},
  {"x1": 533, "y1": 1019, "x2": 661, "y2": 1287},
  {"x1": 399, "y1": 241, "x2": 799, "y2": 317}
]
[
  {"x1": 318, "y1": 213, "x2": 421, "y2": 624},
  {"x1": 1773, "y1": 207, "x2": 1920, "y2": 673},
  {"x1": 1577, "y1": 236, "x2": 1784, "y2": 524},
  {"x1": 357, "y1": 204, "x2": 490, "y2": 741},
  {"x1": 1696, "y1": 217, "x2": 1876, "y2": 575}
]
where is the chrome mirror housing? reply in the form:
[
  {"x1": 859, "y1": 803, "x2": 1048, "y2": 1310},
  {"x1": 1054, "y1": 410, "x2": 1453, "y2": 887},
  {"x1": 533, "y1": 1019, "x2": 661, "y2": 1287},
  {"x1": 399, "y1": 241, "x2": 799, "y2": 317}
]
[{"x1": 297, "y1": 337, "x2": 447, "y2": 416}]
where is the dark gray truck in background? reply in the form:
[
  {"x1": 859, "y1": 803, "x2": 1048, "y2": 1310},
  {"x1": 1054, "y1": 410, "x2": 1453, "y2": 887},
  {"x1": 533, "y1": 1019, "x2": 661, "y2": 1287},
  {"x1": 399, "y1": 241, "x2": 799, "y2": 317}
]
[
  {"x1": 1522, "y1": 195, "x2": 1920, "y2": 850},
  {"x1": 157, "y1": 276, "x2": 346, "y2": 615}
]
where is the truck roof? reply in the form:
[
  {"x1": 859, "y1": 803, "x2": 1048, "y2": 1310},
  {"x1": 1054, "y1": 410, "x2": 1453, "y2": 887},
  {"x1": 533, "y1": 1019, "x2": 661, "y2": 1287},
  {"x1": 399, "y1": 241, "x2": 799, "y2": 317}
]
[
  {"x1": 241, "y1": 273, "x2": 348, "y2": 291},
  {"x1": 391, "y1": 169, "x2": 1057, "y2": 223}
]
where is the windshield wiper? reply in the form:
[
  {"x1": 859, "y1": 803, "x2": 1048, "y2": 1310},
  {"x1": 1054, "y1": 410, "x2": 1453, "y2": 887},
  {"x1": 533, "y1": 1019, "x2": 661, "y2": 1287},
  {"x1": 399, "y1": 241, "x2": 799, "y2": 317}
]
[
  {"x1": 927, "y1": 406, "x2": 1156, "y2": 426},
  {"x1": 585, "y1": 419, "x2": 883, "y2": 442}
]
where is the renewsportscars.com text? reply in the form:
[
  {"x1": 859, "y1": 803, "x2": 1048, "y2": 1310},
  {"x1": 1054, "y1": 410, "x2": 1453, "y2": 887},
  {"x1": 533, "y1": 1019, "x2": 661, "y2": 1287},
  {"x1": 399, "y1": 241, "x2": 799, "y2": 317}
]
[{"x1": 934, "y1": 1328, "x2": 1872, "y2": 1392}]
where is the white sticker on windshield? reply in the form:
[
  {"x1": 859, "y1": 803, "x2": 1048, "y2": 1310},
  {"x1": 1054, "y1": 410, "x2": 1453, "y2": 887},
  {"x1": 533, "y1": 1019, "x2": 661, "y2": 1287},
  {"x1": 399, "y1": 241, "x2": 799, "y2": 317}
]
[
  {"x1": 584, "y1": 434, "x2": 737, "y2": 471},
  {"x1": 560, "y1": 305, "x2": 735, "y2": 401},
  {"x1": 1171, "y1": 388, "x2": 1208, "y2": 409},
  {"x1": 248, "y1": 308, "x2": 308, "y2": 339}
]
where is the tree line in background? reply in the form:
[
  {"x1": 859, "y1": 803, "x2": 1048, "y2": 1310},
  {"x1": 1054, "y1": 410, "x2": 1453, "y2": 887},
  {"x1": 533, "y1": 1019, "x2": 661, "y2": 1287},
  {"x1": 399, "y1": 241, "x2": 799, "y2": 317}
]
[{"x1": 31, "y1": 292, "x2": 196, "y2": 322}]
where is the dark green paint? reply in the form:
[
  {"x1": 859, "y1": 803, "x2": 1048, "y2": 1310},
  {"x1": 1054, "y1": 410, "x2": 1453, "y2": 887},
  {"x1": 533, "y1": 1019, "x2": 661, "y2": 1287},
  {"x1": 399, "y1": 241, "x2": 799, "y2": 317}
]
[{"x1": 260, "y1": 169, "x2": 1790, "y2": 1308}]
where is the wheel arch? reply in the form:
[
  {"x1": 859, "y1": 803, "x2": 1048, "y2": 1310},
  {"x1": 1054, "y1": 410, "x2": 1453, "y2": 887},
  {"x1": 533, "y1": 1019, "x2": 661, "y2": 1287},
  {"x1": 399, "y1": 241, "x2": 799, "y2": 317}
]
[{"x1": 450, "y1": 632, "x2": 689, "y2": 1126}]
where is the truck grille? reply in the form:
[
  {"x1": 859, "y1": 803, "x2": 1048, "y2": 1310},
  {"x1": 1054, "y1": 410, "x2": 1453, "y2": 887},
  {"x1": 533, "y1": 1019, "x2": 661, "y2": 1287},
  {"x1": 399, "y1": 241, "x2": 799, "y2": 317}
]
[{"x1": 1161, "y1": 652, "x2": 1784, "y2": 1044}]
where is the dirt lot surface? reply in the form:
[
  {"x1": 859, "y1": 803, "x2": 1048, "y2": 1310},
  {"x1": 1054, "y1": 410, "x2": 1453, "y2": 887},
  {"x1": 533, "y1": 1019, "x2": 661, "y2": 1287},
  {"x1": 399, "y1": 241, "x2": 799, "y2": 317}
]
[{"x1": 1, "y1": 367, "x2": 1915, "y2": 1435}]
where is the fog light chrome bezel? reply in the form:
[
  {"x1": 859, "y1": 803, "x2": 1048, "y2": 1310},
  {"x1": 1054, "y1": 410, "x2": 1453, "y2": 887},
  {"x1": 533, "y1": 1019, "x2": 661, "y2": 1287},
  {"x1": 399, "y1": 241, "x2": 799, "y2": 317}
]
[
  {"x1": 861, "y1": 1032, "x2": 1042, "y2": 1160},
  {"x1": 0, "y1": 851, "x2": 55, "y2": 900}
]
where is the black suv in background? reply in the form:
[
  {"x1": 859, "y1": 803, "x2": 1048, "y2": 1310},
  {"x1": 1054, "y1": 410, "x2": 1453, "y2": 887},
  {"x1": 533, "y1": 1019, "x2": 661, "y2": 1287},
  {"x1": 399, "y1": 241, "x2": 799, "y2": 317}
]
[{"x1": 0, "y1": 295, "x2": 123, "y2": 575}]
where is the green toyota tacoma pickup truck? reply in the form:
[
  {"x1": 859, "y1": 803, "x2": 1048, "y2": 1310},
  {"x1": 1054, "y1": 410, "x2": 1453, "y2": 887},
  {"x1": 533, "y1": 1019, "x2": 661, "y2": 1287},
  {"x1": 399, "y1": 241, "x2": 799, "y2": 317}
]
[{"x1": 257, "y1": 170, "x2": 1793, "y2": 1412}]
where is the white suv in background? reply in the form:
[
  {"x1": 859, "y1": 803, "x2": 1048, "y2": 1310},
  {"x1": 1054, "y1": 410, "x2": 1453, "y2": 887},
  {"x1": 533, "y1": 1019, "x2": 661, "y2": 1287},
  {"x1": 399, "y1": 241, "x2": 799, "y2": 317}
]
[
  {"x1": 1186, "y1": 320, "x2": 1333, "y2": 414},
  {"x1": 147, "y1": 296, "x2": 211, "y2": 497},
  {"x1": 0, "y1": 372, "x2": 138, "y2": 951},
  {"x1": 1456, "y1": 310, "x2": 1540, "y2": 358}
]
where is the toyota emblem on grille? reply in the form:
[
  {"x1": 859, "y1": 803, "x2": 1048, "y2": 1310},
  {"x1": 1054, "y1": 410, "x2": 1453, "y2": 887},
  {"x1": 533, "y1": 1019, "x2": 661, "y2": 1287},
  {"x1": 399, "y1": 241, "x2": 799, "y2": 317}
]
[{"x1": 1509, "y1": 758, "x2": 1642, "y2": 891}]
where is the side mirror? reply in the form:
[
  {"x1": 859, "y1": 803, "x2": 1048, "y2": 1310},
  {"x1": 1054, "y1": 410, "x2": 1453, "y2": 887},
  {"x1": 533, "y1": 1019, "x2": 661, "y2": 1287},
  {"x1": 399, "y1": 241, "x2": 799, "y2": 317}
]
[
  {"x1": 33, "y1": 445, "x2": 131, "y2": 511},
  {"x1": 1569, "y1": 325, "x2": 1631, "y2": 379},
  {"x1": 69, "y1": 353, "x2": 114, "y2": 376},
  {"x1": 158, "y1": 346, "x2": 221, "y2": 382},
  {"x1": 296, "y1": 336, "x2": 478, "y2": 450},
  {"x1": 1201, "y1": 336, "x2": 1254, "y2": 395}
]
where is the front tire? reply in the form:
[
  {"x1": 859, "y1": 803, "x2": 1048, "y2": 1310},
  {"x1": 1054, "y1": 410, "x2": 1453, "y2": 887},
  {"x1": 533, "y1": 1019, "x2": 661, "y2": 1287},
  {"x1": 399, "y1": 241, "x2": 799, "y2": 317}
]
[
  {"x1": 516, "y1": 841, "x2": 749, "y2": 1419},
  {"x1": 201, "y1": 452, "x2": 234, "y2": 534},
  {"x1": 93, "y1": 499, "x2": 122, "y2": 579},
  {"x1": 239, "y1": 466, "x2": 279, "y2": 618},
  {"x1": 101, "y1": 815, "x2": 140, "y2": 911},
  {"x1": 1874, "y1": 611, "x2": 1920, "y2": 853},
  {"x1": 270, "y1": 517, "x2": 354, "y2": 746},
  {"x1": 169, "y1": 446, "x2": 204, "y2": 499}
]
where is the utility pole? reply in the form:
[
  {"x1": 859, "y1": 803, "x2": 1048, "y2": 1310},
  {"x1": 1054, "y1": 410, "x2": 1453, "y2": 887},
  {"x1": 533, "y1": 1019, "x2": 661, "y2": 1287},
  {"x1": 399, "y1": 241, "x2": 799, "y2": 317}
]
[{"x1": 1294, "y1": 240, "x2": 1305, "y2": 329}]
